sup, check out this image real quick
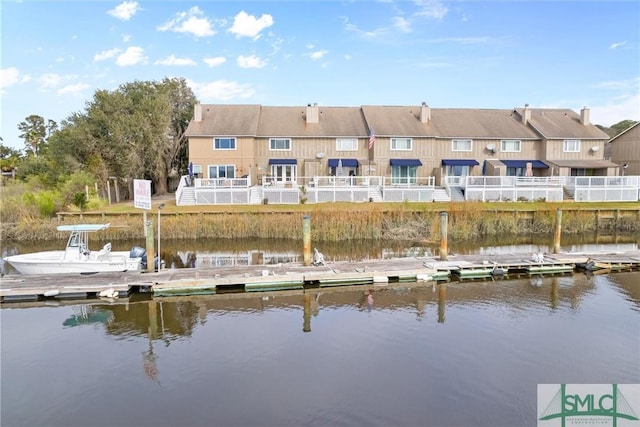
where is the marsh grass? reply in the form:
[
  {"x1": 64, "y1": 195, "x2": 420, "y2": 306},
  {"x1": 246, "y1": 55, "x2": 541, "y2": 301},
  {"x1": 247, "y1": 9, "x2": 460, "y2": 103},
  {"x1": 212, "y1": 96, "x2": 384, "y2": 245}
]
[{"x1": 1, "y1": 199, "x2": 638, "y2": 242}]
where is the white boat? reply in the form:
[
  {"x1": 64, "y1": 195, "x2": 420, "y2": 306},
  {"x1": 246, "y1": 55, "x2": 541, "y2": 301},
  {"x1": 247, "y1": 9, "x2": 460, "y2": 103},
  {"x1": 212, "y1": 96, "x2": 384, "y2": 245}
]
[{"x1": 4, "y1": 224, "x2": 145, "y2": 275}]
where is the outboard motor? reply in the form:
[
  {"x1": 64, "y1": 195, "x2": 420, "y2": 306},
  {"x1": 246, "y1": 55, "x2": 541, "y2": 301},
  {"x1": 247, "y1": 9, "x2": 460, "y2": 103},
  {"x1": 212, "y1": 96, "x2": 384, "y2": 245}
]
[{"x1": 130, "y1": 246, "x2": 148, "y2": 269}]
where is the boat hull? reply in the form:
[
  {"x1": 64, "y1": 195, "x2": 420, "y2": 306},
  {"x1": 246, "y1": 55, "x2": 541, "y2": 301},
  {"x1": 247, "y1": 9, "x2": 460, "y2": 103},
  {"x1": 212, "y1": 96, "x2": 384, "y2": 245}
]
[{"x1": 5, "y1": 251, "x2": 142, "y2": 275}]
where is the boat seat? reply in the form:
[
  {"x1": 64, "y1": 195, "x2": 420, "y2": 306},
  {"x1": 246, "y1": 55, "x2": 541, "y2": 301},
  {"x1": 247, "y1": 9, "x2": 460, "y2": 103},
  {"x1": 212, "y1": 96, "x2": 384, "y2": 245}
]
[{"x1": 97, "y1": 243, "x2": 112, "y2": 259}]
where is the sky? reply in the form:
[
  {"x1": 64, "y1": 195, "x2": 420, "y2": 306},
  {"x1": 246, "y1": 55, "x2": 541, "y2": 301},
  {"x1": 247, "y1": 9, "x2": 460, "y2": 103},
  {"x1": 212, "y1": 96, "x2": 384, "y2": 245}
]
[{"x1": 1, "y1": 0, "x2": 639, "y2": 151}]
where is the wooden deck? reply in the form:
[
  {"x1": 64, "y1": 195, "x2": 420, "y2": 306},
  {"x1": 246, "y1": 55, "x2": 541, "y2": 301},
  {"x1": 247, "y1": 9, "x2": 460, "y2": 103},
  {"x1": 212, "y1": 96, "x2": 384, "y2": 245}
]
[{"x1": 2, "y1": 250, "x2": 639, "y2": 303}]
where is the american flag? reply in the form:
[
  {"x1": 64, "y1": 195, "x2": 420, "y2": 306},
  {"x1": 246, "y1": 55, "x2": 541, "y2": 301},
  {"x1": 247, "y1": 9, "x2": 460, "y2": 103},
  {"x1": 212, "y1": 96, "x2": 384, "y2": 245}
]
[{"x1": 368, "y1": 129, "x2": 375, "y2": 149}]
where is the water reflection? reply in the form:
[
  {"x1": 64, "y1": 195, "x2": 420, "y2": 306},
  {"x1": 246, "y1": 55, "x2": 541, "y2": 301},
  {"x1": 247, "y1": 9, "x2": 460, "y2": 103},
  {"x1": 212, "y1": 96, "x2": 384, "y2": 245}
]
[
  {"x1": 2, "y1": 232, "x2": 638, "y2": 275},
  {"x1": 40, "y1": 271, "x2": 631, "y2": 359},
  {"x1": 2, "y1": 272, "x2": 638, "y2": 427}
]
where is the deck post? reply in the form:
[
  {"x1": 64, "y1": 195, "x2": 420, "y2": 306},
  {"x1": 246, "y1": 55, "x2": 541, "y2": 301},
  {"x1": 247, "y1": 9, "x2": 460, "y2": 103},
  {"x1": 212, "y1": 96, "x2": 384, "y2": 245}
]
[
  {"x1": 439, "y1": 211, "x2": 448, "y2": 261},
  {"x1": 303, "y1": 215, "x2": 311, "y2": 266},
  {"x1": 553, "y1": 209, "x2": 562, "y2": 254},
  {"x1": 144, "y1": 212, "x2": 155, "y2": 273}
]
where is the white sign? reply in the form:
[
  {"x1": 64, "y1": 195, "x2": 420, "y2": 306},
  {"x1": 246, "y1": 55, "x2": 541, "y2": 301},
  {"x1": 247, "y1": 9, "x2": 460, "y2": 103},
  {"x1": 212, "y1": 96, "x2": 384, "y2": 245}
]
[{"x1": 133, "y1": 179, "x2": 152, "y2": 210}]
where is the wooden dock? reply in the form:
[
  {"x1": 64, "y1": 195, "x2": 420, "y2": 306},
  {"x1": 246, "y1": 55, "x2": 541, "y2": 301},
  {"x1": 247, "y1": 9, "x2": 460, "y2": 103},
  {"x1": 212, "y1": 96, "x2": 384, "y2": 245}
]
[{"x1": 2, "y1": 250, "x2": 639, "y2": 303}]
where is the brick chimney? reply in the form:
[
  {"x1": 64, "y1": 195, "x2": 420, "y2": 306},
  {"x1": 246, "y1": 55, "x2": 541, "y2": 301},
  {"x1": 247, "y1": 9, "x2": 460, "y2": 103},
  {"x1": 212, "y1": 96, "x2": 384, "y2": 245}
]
[
  {"x1": 522, "y1": 104, "x2": 531, "y2": 125},
  {"x1": 580, "y1": 106, "x2": 590, "y2": 125},
  {"x1": 420, "y1": 101, "x2": 431, "y2": 123},
  {"x1": 194, "y1": 104, "x2": 202, "y2": 122},
  {"x1": 306, "y1": 103, "x2": 319, "y2": 124}
]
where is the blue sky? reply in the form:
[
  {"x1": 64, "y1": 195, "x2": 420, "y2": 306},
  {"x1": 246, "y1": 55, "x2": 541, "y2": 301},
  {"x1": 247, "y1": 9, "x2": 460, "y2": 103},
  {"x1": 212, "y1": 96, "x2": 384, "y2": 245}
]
[{"x1": 1, "y1": 0, "x2": 639, "y2": 151}]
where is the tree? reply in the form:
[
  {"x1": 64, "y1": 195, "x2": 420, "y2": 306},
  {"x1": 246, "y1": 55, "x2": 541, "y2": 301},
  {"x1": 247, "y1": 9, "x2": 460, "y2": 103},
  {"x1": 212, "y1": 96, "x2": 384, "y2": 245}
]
[
  {"x1": 17, "y1": 115, "x2": 57, "y2": 157},
  {"x1": 156, "y1": 77, "x2": 198, "y2": 193},
  {"x1": 14, "y1": 78, "x2": 197, "y2": 196},
  {"x1": 75, "y1": 78, "x2": 197, "y2": 194},
  {"x1": 0, "y1": 142, "x2": 22, "y2": 173},
  {"x1": 607, "y1": 120, "x2": 638, "y2": 137}
]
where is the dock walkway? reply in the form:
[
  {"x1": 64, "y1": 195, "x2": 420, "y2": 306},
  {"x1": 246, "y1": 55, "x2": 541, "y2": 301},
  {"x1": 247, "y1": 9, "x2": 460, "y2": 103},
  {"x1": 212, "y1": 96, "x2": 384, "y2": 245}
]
[{"x1": 2, "y1": 250, "x2": 639, "y2": 303}]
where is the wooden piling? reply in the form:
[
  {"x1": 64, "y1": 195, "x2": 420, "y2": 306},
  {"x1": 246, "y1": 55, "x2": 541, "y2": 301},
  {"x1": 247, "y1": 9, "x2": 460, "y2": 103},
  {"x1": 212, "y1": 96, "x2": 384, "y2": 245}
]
[
  {"x1": 303, "y1": 215, "x2": 311, "y2": 266},
  {"x1": 553, "y1": 209, "x2": 562, "y2": 254},
  {"x1": 439, "y1": 211, "x2": 448, "y2": 261},
  {"x1": 144, "y1": 212, "x2": 155, "y2": 273}
]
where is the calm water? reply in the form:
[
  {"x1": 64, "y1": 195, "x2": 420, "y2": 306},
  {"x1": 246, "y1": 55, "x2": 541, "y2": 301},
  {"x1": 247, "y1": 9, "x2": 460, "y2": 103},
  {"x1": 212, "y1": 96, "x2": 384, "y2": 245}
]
[
  {"x1": 1, "y1": 271, "x2": 639, "y2": 427},
  {"x1": 2, "y1": 233, "x2": 638, "y2": 273}
]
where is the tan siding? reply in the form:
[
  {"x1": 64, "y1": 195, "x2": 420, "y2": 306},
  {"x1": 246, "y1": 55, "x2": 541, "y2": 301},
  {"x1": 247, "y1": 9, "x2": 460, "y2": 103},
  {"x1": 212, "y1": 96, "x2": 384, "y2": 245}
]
[
  {"x1": 188, "y1": 136, "x2": 255, "y2": 179},
  {"x1": 609, "y1": 125, "x2": 640, "y2": 175},
  {"x1": 544, "y1": 138, "x2": 608, "y2": 161}
]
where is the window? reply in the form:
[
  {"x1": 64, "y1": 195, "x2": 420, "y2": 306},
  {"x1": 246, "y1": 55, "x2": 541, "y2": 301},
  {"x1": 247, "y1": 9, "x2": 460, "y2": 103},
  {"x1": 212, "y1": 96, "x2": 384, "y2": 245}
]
[
  {"x1": 391, "y1": 165, "x2": 418, "y2": 184},
  {"x1": 501, "y1": 140, "x2": 521, "y2": 152},
  {"x1": 391, "y1": 138, "x2": 412, "y2": 151},
  {"x1": 563, "y1": 140, "x2": 580, "y2": 152},
  {"x1": 192, "y1": 164, "x2": 202, "y2": 176},
  {"x1": 214, "y1": 138, "x2": 236, "y2": 150},
  {"x1": 208, "y1": 165, "x2": 235, "y2": 179},
  {"x1": 506, "y1": 167, "x2": 525, "y2": 177},
  {"x1": 336, "y1": 138, "x2": 357, "y2": 151},
  {"x1": 452, "y1": 139, "x2": 472, "y2": 151},
  {"x1": 270, "y1": 138, "x2": 291, "y2": 151},
  {"x1": 445, "y1": 165, "x2": 471, "y2": 176},
  {"x1": 270, "y1": 164, "x2": 296, "y2": 182}
]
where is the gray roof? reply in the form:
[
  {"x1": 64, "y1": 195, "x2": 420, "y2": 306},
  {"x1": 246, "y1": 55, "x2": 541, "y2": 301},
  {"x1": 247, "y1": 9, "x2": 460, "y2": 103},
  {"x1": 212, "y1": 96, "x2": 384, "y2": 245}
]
[
  {"x1": 185, "y1": 104, "x2": 261, "y2": 136},
  {"x1": 186, "y1": 104, "x2": 610, "y2": 140},
  {"x1": 256, "y1": 106, "x2": 368, "y2": 137},
  {"x1": 515, "y1": 108, "x2": 610, "y2": 139},
  {"x1": 430, "y1": 108, "x2": 540, "y2": 139}
]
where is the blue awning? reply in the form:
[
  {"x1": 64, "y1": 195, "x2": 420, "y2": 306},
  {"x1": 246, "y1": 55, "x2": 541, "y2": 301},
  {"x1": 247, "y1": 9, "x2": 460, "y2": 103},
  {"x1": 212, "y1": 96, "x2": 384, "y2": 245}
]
[
  {"x1": 441, "y1": 159, "x2": 479, "y2": 166},
  {"x1": 328, "y1": 158, "x2": 359, "y2": 168},
  {"x1": 501, "y1": 160, "x2": 549, "y2": 169},
  {"x1": 269, "y1": 158, "x2": 297, "y2": 165},
  {"x1": 390, "y1": 159, "x2": 423, "y2": 167}
]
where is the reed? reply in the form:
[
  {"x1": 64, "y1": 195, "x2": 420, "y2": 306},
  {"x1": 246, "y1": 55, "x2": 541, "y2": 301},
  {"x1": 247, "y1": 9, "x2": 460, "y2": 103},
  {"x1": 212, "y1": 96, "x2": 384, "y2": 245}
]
[{"x1": 1, "y1": 205, "x2": 639, "y2": 242}]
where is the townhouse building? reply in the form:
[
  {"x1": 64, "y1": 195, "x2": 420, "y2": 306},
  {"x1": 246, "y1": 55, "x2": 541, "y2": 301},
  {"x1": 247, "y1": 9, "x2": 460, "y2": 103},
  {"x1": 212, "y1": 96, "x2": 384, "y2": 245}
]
[{"x1": 180, "y1": 103, "x2": 633, "y2": 205}]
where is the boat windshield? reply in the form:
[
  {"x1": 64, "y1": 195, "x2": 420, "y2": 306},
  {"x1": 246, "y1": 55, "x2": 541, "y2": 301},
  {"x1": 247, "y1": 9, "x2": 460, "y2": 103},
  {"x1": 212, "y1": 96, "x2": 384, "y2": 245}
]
[{"x1": 69, "y1": 232, "x2": 80, "y2": 247}]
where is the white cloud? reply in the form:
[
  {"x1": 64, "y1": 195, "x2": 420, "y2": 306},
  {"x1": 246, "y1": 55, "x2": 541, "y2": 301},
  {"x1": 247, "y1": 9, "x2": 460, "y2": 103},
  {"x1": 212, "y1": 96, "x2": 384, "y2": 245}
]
[
  {"x1": 1, "y1": 67, "x2": 21, "y2": 91},
  {"x1": 108, "y1": 1, "x2": 141, "y2": 21},
  {"x1": 342, "y1": 16, "x2": 390, "y2": 39},
  {"x1": 309, "y1": 49, "x2": 328, "y2": 60},
  {"x1": 116, "y1": 46, "x2": 147, "y2": 66},
  {"x1": 229, "y1": 11, "x2": 273, "y2": 39},
  {"x1": 413, "y1": 0, "x2": 448, "y2": 20},
  {"x1": 57, "y1": 83, "x2": 91, "y2": 95},
  {"x1": 237, "y1": 55, "x2": 267, "y2": 68},
  {"x1": 122, "y1": 34, "x2": 131, "y2": 43},
  {"x1": 591, "y1": 93, "x2": 640, "y2": 126},
  {"x1": 590, "y1": 77, "x2": 640, "y2": 125},
  {"x1": 204, "y1": 56, "x2": 227, "y2": 67},
  {"x1": 392, "y1": 16, "x2": 412, "y2": 33},
  {"x1": 609, "y1": 40, "x2": 628, "y2": 49},
  {"x1": 94, "y1": 48, "x2": 121, "y2": 62},
  {"x1": 38, "y1": 73, "x2": 63, "y2": 88},
  {"x1": 154, "y1": 55, "x2": 197, "y2": 66},
  {"x1": 187, "y1": 79, "x2": 255, "y2": 100},
  {"x1": 590, "y1": 77, "x2": 639, "y2": 91},
  {"x1": 158, "y1": 6, "x2": 215, "y2": 38}
]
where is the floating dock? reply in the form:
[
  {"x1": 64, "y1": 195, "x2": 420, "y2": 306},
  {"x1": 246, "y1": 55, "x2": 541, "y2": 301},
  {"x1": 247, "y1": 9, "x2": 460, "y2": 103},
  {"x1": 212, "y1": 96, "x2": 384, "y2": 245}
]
[{"x1": 2, "y1": 251, "x2": 639, "y2": 303}]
